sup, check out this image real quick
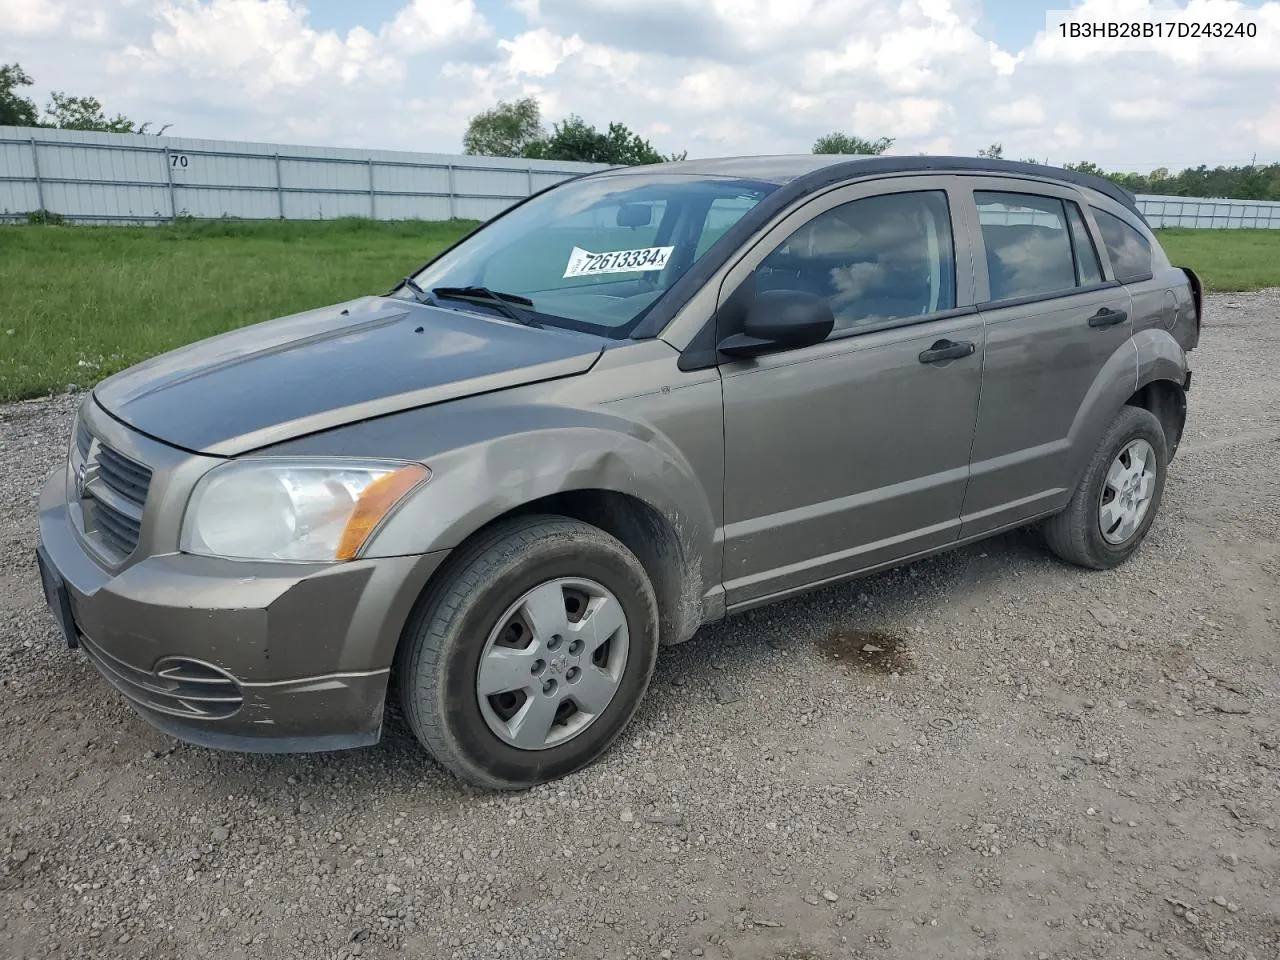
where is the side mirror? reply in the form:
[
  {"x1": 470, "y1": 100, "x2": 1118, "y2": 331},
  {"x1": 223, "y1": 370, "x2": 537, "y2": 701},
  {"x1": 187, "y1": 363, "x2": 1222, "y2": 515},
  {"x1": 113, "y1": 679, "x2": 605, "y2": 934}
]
[
  {"x1": 616, "y1": 203, "x2": 653, "y2": 228},
  {"x1": 717, "y1": 289, "x2": 835, "y2": 358}
]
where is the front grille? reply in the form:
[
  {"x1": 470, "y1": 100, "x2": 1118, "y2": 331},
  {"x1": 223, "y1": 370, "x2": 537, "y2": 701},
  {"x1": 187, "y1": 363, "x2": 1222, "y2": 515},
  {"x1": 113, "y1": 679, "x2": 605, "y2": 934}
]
[
  {"x1": 74, "y1": 419, "x2": 92, "y2": 460},
  {"x1": 79, "y1": 637, "x2": 244, "y2": 720},
  {"x1": 82, "y1": 441, "x2": 152, "y2": 557},
  {"x1": 97, "y1": 445, "x2": 152, "y2": 503}
]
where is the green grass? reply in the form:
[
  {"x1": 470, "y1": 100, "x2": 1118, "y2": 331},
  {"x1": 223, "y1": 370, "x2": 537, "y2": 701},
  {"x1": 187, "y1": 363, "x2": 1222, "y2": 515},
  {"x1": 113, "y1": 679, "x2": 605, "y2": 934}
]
[
  {"x1": 0, "y1": 220, "x2": 1277, "y2": 402},
  {"x1": 0, "y1": 218, "x2": 476, "y2": 403},
  {"x1": 1154, "y1": 228, "x2": 1280, "y2": 293}
]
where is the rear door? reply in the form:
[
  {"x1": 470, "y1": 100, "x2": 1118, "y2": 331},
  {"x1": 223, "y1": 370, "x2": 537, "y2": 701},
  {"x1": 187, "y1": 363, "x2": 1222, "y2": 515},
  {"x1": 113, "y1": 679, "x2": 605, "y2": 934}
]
[
  {"x1": 1090, "y1": 203, "x2": 1191, "y2": 345},
  {"x1": 957, "y1": 179, "x2": 1134, "y2": 538},
  {"x1": 717, "y1": 177, "x2": 985, "y2": 606}
]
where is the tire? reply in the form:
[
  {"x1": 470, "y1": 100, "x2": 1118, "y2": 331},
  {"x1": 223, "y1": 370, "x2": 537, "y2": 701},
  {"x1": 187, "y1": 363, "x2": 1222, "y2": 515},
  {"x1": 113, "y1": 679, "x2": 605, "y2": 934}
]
[
  {"x1": 396, "y1": 514, "x2": 660, "y2": 790},
  {"x1": 1042, "y1": 405, "x2": 1169, "y2": 570}
]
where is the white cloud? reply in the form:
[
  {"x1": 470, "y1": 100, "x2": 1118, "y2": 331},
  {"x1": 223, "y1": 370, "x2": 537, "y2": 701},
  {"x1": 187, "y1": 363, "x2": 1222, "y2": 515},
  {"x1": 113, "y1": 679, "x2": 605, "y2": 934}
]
[
  {"x1": 1242, "y1": 106, "x2": 1280, "y2": 148},
  {"x1": 0, "y1": 0, "x2": 1276, "y2": 171},
  {"x1": 1, "y1": 0, "x2": 76, "y2": 36},
  {"x1": 1108, "y1": 98, "x2": 1177, "y2": 123},
  {"x1": 124, "y1": 0, "x2": 408, "y2": 93},
  {"x1": 498, "y1": 29, "x2": 585, "y2": 77},
  {"x1": 384, "y1": 0, "x2": 491, "y2": 53},
  {"x1": 985, "y1": 97, "x2": 1046, "y2": 128},
  {"x1": 0, "y1": 0, "x2": 114, "y2": 39},
  {"x1": 852, "y1": 99, "x2": 949, "y2": 138}
]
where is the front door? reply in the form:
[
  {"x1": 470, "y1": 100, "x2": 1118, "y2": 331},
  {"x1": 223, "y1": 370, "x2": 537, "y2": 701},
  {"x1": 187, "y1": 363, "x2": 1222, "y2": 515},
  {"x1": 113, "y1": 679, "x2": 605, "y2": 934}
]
[{"x1": 717, "y1": 179, "x2": 984, "y2": 608}]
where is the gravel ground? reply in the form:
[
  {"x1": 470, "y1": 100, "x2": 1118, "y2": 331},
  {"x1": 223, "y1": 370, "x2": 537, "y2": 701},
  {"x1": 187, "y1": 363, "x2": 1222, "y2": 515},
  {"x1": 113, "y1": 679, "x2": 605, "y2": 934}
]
[{"x1": 2, "y1": 291, "x2": 1278, "y2": 960}]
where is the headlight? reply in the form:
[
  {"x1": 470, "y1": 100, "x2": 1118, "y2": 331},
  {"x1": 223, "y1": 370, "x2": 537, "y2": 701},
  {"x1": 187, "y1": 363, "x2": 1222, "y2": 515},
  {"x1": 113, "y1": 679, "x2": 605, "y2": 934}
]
[{"x1": 180, "y1": 459, "x2": 429, "y2": 562}]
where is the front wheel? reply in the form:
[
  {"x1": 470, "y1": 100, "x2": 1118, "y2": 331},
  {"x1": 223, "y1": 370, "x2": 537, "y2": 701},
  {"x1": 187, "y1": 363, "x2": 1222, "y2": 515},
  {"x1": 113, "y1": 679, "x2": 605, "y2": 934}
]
[
  {"x1": 396, "y1": 514, "x2": 660, "y2": 789},
  {"x1": 1042, "y1": 405, "x2": 1169, "y2": 569}
]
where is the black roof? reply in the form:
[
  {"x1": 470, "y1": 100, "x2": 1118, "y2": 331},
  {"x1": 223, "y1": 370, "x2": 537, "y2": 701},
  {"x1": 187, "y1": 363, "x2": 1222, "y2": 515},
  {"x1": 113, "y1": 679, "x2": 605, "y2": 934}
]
[
  {"x1": 597, "y1": 153, "x2": 1142, "y2": 218},
  {"x1": 602, "y1": 154, "x2": 853, "y2": 183}
]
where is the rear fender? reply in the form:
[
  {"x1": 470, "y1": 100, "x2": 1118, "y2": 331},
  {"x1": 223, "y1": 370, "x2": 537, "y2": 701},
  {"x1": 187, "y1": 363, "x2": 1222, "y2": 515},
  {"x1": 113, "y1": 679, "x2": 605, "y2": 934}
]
[
  {"x1": 1133, "y1": 328, "x2": 1190, "y2": 456},
  {"x1": 1063, "y1": 340, "x2": 1139, "y2": 492},
  {"x1": 1134, "y1": 327, "x2": 1190, "y2": 391}
]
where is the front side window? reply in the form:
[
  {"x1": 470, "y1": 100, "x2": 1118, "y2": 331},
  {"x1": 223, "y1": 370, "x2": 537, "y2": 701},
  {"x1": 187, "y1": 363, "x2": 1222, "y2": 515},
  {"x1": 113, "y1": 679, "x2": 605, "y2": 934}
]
[
  {"x1": 1091, "y1": 207, "x2": 1153, "y2": 282},
  {"x1": 754, "y1": 190, "x2": 956, "y2": 332},
  {"x1": 976, "y1": 191, "x2": 1081, "y2": 301},
  {"x1": 411, "y1": 175, "x2": 775, "y2": 337}
]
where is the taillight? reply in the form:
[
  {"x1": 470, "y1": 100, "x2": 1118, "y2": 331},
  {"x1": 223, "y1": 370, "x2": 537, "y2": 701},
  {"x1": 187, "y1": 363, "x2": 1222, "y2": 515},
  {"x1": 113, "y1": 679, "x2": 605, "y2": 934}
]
[{"x1": 1179, "y1": 266, "x2": 1203, "y2": 335}]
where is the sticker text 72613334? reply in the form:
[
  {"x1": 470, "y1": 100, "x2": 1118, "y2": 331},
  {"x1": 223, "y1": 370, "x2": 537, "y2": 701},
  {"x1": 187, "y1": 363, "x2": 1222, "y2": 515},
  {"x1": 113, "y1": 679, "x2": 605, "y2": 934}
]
[{"x1": 563, "y1": 245, "x2": 674, "y2": 279}]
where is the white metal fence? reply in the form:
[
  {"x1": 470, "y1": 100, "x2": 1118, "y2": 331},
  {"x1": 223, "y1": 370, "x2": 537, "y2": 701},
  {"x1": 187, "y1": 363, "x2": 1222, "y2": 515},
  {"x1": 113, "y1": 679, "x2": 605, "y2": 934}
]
[
  {"x1": 1136, "y1": 194, "x2": 1280, "y2": 229},
  {"x1": 3, "y1": 127, "x2": 1280, "y2": 228},
  {"x1": 0, "y1": 127, "x2": 608, "y2": 224}
]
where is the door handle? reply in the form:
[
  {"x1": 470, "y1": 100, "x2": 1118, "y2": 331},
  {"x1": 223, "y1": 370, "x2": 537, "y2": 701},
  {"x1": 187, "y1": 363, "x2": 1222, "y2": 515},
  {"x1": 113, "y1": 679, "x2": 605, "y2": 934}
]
[
  {"x1": 918, "y1": 339, "x2": 975, "y2": 364},
  {"x1": 1088, "y1": 307, "x2": 1128, "y2": 328}
]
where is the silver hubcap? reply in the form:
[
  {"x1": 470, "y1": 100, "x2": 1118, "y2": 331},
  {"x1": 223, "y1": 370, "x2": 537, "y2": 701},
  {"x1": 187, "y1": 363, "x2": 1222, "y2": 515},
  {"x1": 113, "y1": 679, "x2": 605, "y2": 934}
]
[
  {"x1": 1099, "y1": 438, "x2": 1157, "y2": 544},
  {"x1": 476, "y1": 577, "x2": 630, "y2": 751}
]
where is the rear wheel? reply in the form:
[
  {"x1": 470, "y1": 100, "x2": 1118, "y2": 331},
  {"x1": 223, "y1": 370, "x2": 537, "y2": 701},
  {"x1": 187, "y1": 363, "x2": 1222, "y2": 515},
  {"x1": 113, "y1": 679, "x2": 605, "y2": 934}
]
[
  {"x1": 396, "y1": 514, "x2": 659, "y2": 789},
  {"x1": 1042, "y1": 405, "x2": 1168, "y2": 569}
]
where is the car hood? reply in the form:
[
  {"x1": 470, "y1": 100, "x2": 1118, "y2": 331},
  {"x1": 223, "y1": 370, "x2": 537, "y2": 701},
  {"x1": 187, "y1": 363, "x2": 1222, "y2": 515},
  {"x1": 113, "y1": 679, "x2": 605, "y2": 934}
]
[{"x1": 93, "y1": 296, "x2": 604, "y2": 456}]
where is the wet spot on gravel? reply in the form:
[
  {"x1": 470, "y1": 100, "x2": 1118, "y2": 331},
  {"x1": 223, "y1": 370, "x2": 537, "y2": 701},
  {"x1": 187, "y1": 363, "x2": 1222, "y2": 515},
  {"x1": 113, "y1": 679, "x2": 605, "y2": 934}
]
[{"x1": 816, "y1": 627, "x2": 912, "y2": 674}]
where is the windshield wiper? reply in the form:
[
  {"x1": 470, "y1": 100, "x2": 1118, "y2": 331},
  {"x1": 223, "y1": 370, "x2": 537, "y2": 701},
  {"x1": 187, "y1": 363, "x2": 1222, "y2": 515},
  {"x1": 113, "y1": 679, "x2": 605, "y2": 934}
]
[
  {"x1": 397, "y1": 276, "x2": 432, "y2": 304},
  {"x1": 431, "y1": 286, "x2": 540, "y2": 327}
]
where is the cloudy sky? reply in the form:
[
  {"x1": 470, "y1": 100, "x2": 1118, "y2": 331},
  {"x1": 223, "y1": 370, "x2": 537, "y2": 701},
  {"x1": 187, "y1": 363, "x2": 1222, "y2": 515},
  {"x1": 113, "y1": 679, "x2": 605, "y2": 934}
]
[{"x1": 3, "y1": 0, "x2": 1278, "y2": 172}]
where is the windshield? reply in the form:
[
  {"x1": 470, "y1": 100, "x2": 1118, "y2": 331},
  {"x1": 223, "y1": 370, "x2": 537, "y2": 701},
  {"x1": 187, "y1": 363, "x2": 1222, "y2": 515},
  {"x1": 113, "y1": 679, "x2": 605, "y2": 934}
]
[{"x1": 409, "y1": 174, "x2": 777, "y2": 338}]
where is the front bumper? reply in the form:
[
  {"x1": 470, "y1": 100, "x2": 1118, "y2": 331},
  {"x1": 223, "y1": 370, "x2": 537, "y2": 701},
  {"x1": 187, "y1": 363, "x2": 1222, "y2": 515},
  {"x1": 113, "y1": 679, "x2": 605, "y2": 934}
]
[{"x1": 37, "y1": 465, "x2": 448, "y2": 753}]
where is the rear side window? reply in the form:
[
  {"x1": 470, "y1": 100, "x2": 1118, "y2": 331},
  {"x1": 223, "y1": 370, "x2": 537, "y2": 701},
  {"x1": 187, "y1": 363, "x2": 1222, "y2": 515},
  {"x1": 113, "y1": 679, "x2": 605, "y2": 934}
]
[
  {"x1": 975, "y1": 191, "x2": 1078, "y2": 301},
  {"x1": 1091, "y1": 208, "x2": 1153, "y2": 282},
  {"x1": 755, "y1": 190, "x2": 955, "y2": 332}
]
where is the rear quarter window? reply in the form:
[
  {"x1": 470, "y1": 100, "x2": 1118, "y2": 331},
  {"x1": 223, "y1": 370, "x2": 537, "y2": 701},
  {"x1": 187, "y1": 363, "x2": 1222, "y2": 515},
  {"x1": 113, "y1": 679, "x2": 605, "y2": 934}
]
[{"x1": 1091, "y1": 208, "x2": 1153, "y2": 282}]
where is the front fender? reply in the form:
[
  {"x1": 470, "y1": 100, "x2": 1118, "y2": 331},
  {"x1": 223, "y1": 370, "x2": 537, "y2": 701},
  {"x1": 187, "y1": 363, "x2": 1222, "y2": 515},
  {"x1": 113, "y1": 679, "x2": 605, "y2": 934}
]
[{"x1": 356, "y1": 402, "x2": 718, "y2": 602}]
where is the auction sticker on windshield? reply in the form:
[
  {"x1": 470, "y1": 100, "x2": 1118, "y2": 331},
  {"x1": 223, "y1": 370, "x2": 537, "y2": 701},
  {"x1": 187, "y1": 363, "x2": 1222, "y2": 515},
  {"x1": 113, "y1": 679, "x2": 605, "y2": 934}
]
[{"x1": 563, "y1": 245, "x2": 674, "y2": 278}]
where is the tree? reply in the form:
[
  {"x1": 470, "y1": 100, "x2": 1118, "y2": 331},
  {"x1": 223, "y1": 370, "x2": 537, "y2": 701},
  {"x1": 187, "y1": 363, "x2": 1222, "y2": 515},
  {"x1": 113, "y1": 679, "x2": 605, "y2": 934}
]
[
  {"x1": 0, "y1": 63, "x2": 39, "y2": 127},
  {"x1": 0, "y1": 63, "x2": 165, "y2": 133},
  {"x1": 977, "y1": 143, "x2": 1004, "y2": 159},
  {"x1": 463, "y1": 97, "x2": 682, "y2": 165},
  {"x1": 1062, "y1": 160, "x2": 1106, "y2": 176},
  {"x1": 460, "y1": 97, "x2": 680, "y2": 165},
  {"x1": 812, "y1": 132, "x2": 894, "y2": 155},
  {"x1": 1010, "y1": 158, "x2": 1280, "y2": 201},
  {"x1": 529, "y1": 115, "x2": 672, "y2": 165},
  {"x1": 462, "y1": 96, "x2": 545, "y2": 158},
  {"x1": 43, "y1": 91, "x2": 167, "y2": 134}
]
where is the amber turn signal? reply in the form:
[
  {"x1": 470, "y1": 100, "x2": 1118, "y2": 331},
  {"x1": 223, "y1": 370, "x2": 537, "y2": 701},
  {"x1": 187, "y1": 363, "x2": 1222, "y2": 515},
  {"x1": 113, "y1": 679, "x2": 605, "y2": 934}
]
[{"x1": 334, "y1": 464, "x2": 430, "y2": 560}]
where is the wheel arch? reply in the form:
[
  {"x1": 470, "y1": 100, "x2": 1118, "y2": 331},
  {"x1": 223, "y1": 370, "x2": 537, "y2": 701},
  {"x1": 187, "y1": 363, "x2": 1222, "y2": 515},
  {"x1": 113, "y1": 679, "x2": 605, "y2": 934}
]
[
  {"x1": 454, "y1": 489, "x2": 704, "y2": 648},
  {"x1": 1065, "y1": 331, "x2": 1190, "y2": 492},
  {"x1": 1126, "y1": 378, "x2": 1187, "y2": 458},
  {"x1": 367, "y1": 420, "x2": 718, "y2": 649},
  {"x1": 1132, "y1": 328, "x2": 1189, "y2": 457}
]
